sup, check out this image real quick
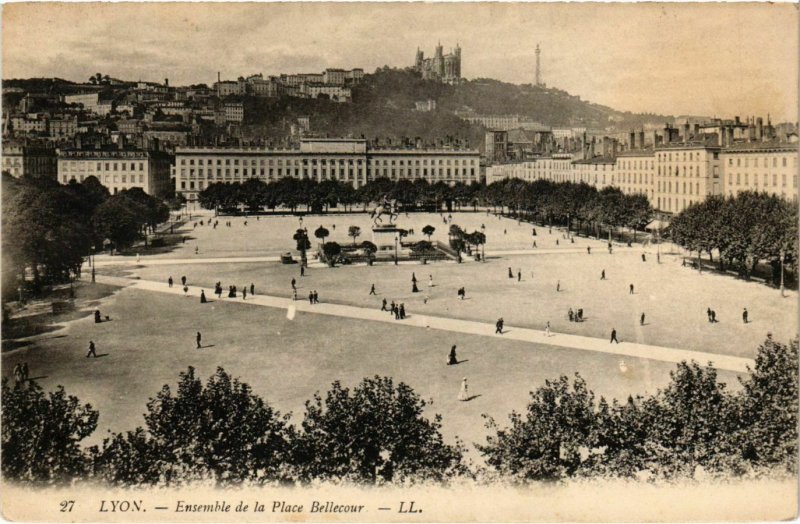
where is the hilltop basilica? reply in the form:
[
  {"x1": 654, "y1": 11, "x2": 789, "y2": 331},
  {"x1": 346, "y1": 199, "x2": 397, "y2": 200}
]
[{"x1": 414, "y1": 43, "x2": 462, "y2": 84}]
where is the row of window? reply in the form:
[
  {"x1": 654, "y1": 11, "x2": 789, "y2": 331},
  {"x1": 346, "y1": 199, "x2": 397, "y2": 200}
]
[
  {"x1": 60, "y1": 161, "x2": 146, "y2": 172},
  {"x1": 727, "y1": 156, "x2": 794, "y2": 168},
  {"x1": 179, "y1": 157, "x2": 477, "y2": 167},
  {"x1": 730, "y1": 173, "x2": 796, "y2": 188},
  {"x1": 62, "y1": 174, "x2": 146, "y2": 184},
  {"x1": 179, "y1": 166, "x2": 476, "y2": 181}
]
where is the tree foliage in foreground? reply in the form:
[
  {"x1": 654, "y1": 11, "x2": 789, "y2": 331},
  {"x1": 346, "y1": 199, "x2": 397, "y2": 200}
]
[{"x1": 1, "y1": 379, "x2": 98, "y2": 484}]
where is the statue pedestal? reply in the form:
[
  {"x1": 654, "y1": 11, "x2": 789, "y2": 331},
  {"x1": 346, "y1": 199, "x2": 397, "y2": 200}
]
[{"x1": 372, "y1": 226, "x2": 402, "y2": 252}]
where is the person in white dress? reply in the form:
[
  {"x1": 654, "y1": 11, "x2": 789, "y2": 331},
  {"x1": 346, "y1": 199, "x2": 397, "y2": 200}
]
[
  {"x1": 458, "y1": 377, "x2": 469, "y2": 401},
  {"x1": 545, "y1": 321, "x2": 551, "y2": 337},
  {"x1": 428, "y1": 275, "x2": 434, "y2": 287}
]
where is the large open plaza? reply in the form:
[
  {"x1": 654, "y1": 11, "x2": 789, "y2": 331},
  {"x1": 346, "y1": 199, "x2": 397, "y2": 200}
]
[{"x1": 3, "y1": 211, "x2": 795, "y2": 462}]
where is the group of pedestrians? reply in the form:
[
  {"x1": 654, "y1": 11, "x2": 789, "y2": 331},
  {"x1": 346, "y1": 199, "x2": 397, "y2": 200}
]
[
  {"x1": 568, "y1": 308, "x2": 584, "y2": 322},
  {"x1": 308, "y1": 290, "x2": 320, "y2": 304},
  {"x1": 381, "y1": 300, "x2": 406, "y2": 320}
]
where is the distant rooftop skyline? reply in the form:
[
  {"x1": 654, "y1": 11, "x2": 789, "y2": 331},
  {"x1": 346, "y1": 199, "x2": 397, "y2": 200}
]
[{"x1": 3, "y1": 2, "x2": 797, "y2": 121}]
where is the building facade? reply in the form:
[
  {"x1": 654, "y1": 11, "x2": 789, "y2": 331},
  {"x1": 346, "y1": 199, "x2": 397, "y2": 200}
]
[
  {"x1": 174, "y1": 138, "x2": 480, "y2": 202},
  {"x1": 57, "y1": 148, "x2": 172, "y2": 196},
  {"x1": 721, "y1": 141, "x2": 798, "y2": 200},
  {"x1": 2, "y1": 143, "x2": 58, "y2": 178}
]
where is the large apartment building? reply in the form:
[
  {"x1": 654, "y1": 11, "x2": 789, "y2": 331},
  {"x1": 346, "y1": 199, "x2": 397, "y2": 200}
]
[
  {"x1": 1, "y1": 143, "x2": 58, "y2": 178},
  {"x1": 57, "y1": 147, "x2": 173, "y2": 197},
  {"x1": 174, "y1": 138, "x2": 480, "y2": 203},
  {"x1": 487, "y1": 139, "x2": 797, "y2": 214}
]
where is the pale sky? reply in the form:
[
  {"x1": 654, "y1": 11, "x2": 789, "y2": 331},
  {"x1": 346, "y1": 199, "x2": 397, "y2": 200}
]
[{"x1": 3, "y1": 2, "x2": 798, "y2": 120}]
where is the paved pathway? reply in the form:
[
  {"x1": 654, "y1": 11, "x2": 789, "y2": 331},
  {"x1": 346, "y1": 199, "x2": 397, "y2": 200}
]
[{"x1": 96, "y1": 274, "x2": 754, "y2": 373}]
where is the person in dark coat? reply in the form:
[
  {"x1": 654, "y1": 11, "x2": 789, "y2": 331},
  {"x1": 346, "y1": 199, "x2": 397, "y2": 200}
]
[
  {"x1": 87, "y1": 340, "x2": 97, "y2": 357},
  {"x1": 181, "y1": 276, "x2": 187, "y2": 286},
  {"x1": 94, "y1": 309, "x2": 102, "y2": 323},
  {"x1": 629, "y1": 284, "x2": 634, "y2": 294},
  {"x1": 742, "y1": 308, "x2": 748, "y2": 323},
  {"x1": 601, "y1": 269, "x2": 605, "y2": 280},
  {"x1": 291, "y1": 278, "x2": 296, "y2": 290},
  {"x1": 300, "y1": 265, "x2": 305, "y2": 277},
  {"x1": 610, "y1": 328, "x2": 619, "y2": 344},
  {"x1": 196, "y1": 332, "x2": 202, "y2": 349},
  {"x1": 370, "y1": 284, "x2": 377, "y2": 295},
  {"x1": 168, "y1": 276, "x2": 173, "y2": 287},
  {"x1": 250, "y1": 283, "x2": 255, "y2": 296},
  {"x1": 399, "y1": 304, "x2": 406, "y2": 319},
  {"x1": 447, "y1": 345, "x2": 458, "y2": 365},
  {"x1": 200, "y1": 290, "x2": 207, "y2": 303},
  {"x1": 308, "y1": 292, "x2": 314, "y2": 304},
  {"x1": 495, "y1": 318, "x2": 504, "y2": 334},
  {"x1": 707, "y1": 307, "x2": 712, "y2": 322},
  {"x1": 508, "y1": 267, "x2": 513, "y2": 278},
  {"x1": 412, "y1": 273, "x2": 417, "y2": 284},
  {"x1": 381, "y1": 298, "x2": 388, "y2": 311},
  {"x1": 640, "y1": 312, "x2": 646, "y2": 326}
]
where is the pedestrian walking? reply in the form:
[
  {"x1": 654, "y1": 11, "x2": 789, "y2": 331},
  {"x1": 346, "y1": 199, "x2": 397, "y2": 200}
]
[
  {"x1": 291, "y1": 278, "x2": 296, "y2": 290},
  {"x1": 707, "y1": 307, "x2": 712, "y2": 322},
  {"x1": 533, "y1": 240, "x2": 537, "y2": 248},
  {"x1": 313, "y1": 290, "x2": 319, "y2": 303},
  {"x1": 448, "y1": 345, "x2": 458, "y2": 365},
  {"x1": 308, "y1": 292, "x2": 314, "y2": 304},
  {"x1": 94, "y1": 309, "x2": 102, "y2": 323},
  {"x1": 183, "y1": 285, "x2": 189, "y2": 296},
  {"x1": 508, "y1": 267, "x2": 513, "y2": 278},
  {"x1": 428, "y1": 275, "x2": 434, "y2": 287},
  {"x1": 640, "y1": 312, "x2": 645, "y2": 326},
  {"x1": 495, "y1": 318, "x2": 504, "y2": 334},
  {"x1": 742, "y1": 308, "x2": 748, "y2": 324},
  {"x1": 370, "y1": 284, "x2": 377, "y2": 295},
  {"x1": 545, "y1": 321, "x2": 551, "y2": 337},
  {"x1": 412, "y1": 272, "x2": 417, "y2": 283},
  {"x1": 300, "y1": 265, "x2": 305, "y2": 277},
  {"x1": 196, "y1": 332, "x2": 202, "y2": 349},
  {"x1": 517, "y1": 270, "x2": 521, "y2": 282},
  {"x1": 381, "y1": 298, "x2": 388, "y2": 311},
  {"x1": 629, "y1": 283, "x2": 634, "y2": 294},
  {"x1": 601, "y1": 269, "x2": 606, "y2": 280},
  {"x1": 293, "y1": 289, "x2": 298, "y2": 301},
  {"x1": 242, "y1": 287, "x2": 247, "y2": 300},
  {"x1": 568, "y1": 308, "x2": 574, "y2": 322},
  {"x1": 556, "y1": 239, "x2": 560, "y2": 246},
  {"x1": 200, "y1": 290, "x2": 207, "y2": 303},
  {"x1": 711, "y1": 310, "x2": 717, "y2": 323},
  {"x1": 399, "y1": 304, "x2": 406, "y2": 319},
  {"x1": 641, "y1": 253, "x2": 646, "y2": 262},
  {"x1": 412, "y1": 281, "x2": 419, "y2": 293},
  {"x1": 556, "y1": 280, "x2": 561, "y2": 292},
  {"x1": 195, "y1": 246, "x2": 199, "y2": 255},
  {"x1": 250, "y1": 283, "x2": 255, "y2": 296},
  {"x1": 458, "y1": 377, "x2": 469, "y2": 401},
  {"x1": 610, "y1": 328, "x2": 619, "y2": 344},
  {"x1": 181, "y1": 276, "x2": 187, "y2": 286},
  {"x1": 587, "y1": 246, "x2": 591, "y2": 255},
  {"x1": 87, "y1": 340, "x2": 98, "y2": 357},
  {"x1": 168, "y1": 276, "x2": 173, "y2": 287}
]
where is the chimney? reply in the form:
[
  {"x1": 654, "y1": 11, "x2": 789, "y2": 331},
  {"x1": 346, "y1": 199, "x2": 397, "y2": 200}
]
[
  {"x1": 629, "y1": 130, "x2": 636, "y2": 150},
  {"x1": 664, "y1": 123, "x2": 672, "y2": 144},
  {"x1": 165, "y1": 78, "x2": 169, "y2": 87},
  {"x1": 611, "y1": 139, "x2": 618, "y2": 158},
  {"x1": 693, "y1": 123, "x2": 700, "y2": 138},
  {"x1": 683, "y1": 122, "x2": 690, "y2": 142},
  {"x1": 756, "y1": 117, "x2": 763, "y2": 141},
  {"x1": 735, "y1": 116, "x2": 741, "y2": 125},
  {"x1": 590, "y1": 137, "x2": 596, "y2": 158},
  {"x1": 639, "y1": 129, "x2": 646, "y2": 148}
]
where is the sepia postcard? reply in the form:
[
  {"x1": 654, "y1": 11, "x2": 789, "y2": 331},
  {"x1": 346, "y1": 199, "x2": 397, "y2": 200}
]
[{"x1": 1, "y1": 2, "x2": 798, "y2": 522}]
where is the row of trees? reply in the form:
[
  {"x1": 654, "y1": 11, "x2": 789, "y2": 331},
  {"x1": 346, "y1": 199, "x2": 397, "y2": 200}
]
[
  {"x1": 483, "y1": 178, "x2": 653, "y2": 240},
  {"x1": 198, "y1": 177, "x2": 485, "y2": 214},
  {"x1": 1, "y1": 174, "x2": 169, "y2": 297},
  {"x1": 3, "y1": 337, "x2": 796, "y2": 486},
  {"x1": 669, "y1": 191, "x2": 798, "y2": 280}
]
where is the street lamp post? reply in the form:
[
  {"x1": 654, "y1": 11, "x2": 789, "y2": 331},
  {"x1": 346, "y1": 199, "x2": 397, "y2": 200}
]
[
  {"x1": 394, "y1": 235, "x2": 399, "y2": 265},
  {"x1": 780, "y1": 248, "x2": 786, "y2": 297},
  {"x1": 91, "y1": 245, "x2": 96, "y2": 283}
]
